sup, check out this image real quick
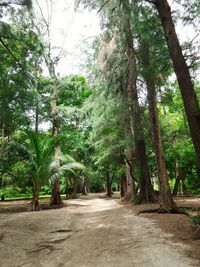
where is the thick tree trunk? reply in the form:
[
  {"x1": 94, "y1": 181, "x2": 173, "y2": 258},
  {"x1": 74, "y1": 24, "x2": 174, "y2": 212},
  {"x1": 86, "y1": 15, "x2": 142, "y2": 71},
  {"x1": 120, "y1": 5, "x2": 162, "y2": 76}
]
[
  {"x1": 141, "y1": 40, "x2": 176, "y2": 210},
  {"x1": 120, "y1": 175, "x2": 127, "y2": 198},
  {"x1": 50, "y1": 179, "x2": 62, "y2": 204},
  {"x1": 122, "y1": 0, "x2": 157, "y2": 203},
  {"x1": 69, "y1": 176, "x2": 78, "y2": 199},
  {"x1": 155, "y1": 0, "x2": 200, "y2": 169},
  {"x1": 124, "y1": 115, "x2": 136, "y2": 201}
]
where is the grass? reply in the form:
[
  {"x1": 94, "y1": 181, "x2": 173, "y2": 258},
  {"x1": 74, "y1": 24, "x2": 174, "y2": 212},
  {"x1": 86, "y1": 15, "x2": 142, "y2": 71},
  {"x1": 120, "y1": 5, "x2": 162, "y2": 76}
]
[{"x1": 1, "y1": 194, "x2": 68, "y2": 201}]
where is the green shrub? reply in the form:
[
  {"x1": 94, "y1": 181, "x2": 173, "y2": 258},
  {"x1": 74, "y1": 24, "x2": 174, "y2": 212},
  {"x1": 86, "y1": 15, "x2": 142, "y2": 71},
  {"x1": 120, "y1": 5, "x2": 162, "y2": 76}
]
[{"x1": 190, "y1": 216, "x2": 200, "y2": 225}]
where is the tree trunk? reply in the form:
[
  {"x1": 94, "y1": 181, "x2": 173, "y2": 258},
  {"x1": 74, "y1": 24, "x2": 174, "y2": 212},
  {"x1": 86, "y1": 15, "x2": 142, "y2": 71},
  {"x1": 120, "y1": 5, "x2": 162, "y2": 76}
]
[
  {"x1": 173, "y1": 178, "x2": 180, "y2": 196},
  {"x1": 50, "y1": 83, "x2": 62, "y2": 205},
  {"x1": 141, "y1": 39, "x2": 176, "y2": 210},
  {"x1": 35, "y1": 95, "x2": 39, "y2": 134},
  {"x1": 181, "y1": 176, "x2": 187, "y2": 196},
  {"x1": 173, "y1": 161, "x2": 180, "y2": 196},
  {"x1": 155, "y1": 0, "x2": 200, "y2": 169},
  {"x1": 82, "y1": 176, "x2": 88, "y2": 195},
  {"x1": 120, "y1": 175, "x2": 127, "y2": 198},
  {"x1": 32, "y1": 180, "x2": 40, "y2": 211},
  {"x1": 50, "y1": 178, "x2": 62, "y2": 204},
  {"x1": 106, "y1": 170, "x2": 112, "y2": 197},
  {"x1": 69, "y1": 176, "x2": 79, "y2": 199},
  {"x1": 44, "y1": 54, "x2": 63, "y2": 205},
  {"x1": 122, "y1": 0, "x2": 157, "y2": 203},
  {"x1": 124, "y1": 115, "x2": 136, "y2": 201}
]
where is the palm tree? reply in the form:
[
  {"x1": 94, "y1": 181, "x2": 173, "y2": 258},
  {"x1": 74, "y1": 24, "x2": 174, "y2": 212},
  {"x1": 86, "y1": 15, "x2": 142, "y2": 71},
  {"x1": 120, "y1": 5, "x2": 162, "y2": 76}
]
[
  {"x1": 16, "y1": 131, "x2": 84, "y2": 211},
  {"x1": 49, "y1": 154, "x2": 85, "y2": 204},
  {"x1": 25, "y1": 132, "x2": 58, "y2": 210}
]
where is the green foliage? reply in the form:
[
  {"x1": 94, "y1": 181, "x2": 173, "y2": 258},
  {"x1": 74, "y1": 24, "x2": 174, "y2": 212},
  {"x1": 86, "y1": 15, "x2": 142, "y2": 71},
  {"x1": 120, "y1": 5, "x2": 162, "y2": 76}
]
[
  {"x1": 89, "y1": 176, "x2": 104, "y2": 193},
  {"x1": 0, "y1": 186, "x2": 32, "y2": 199},
  {"x1": 190, "y1": 216, "x2": 200, "y2": 226},
  {"x1": 0, "y1": 7, "x2": 44, "y2": 136},
  {"x1": 0, "y1": 0, "x2": 200, "y2": 199}
]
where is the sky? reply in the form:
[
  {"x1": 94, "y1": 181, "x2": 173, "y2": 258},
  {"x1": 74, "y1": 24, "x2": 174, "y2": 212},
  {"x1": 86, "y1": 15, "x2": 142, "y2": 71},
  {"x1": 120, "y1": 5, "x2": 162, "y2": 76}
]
[
  {"x1": 33, "y1": 0, "x2": 199, "y2": 79},
  {"x1": 33, "y1": 0, "x2": 101, "y2": 77}
]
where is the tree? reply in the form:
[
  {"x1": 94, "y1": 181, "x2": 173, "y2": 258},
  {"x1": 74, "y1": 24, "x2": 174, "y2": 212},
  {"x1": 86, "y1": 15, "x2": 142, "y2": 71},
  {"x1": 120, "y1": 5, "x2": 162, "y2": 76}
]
[
  {"x1": 152, "y1": 0, "x2": 200, "y2": 170},
  {"x1": 11, "y1": 131, "x2": 84, "y2": 210},
  {"x1": 121, "y1": 0, "x2": 156, "y2": 203},
  {"x1": 140, "y1": 39, "x2": 176, "y2": 210},
  {"x1": 0, "y1": 9, "x2": 44, "y2": 137},
  {"x1": 124, "y1": 113, "x2": 136, "y2": 201},
  {"x1": 14, "y1": 132, "x2": 57, "y2": 210}
]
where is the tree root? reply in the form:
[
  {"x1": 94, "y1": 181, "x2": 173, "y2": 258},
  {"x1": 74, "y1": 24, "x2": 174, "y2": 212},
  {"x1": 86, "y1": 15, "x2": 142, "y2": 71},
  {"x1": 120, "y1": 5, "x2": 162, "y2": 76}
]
[
  {"x1": 0, "y1": 233, "x2": 4, "y2": 241},
  {"x1": 26, "y1": 244, "x2": 58, "y2": 255},
  {"x1": 136, "y1": 208, "x2": 190, "y2": 215},
  {"x1": 136, "y1": 208, "x2": 160, "y2": 215},
  {"x1": 50, "y1": 229, "x2": 72, "y2": 233},
  {"x1": 46, "y1": 237, "x2": 71, "y2": 244},
  {"x1": 112, "y1": 241, "x2": 139, "y2": 254},
  {"x1": 26, "y1": 231, "x2": 78, "y2": 255},
  {"x1": 135, "y1": 192, "x2": 159, "y2": 205}
]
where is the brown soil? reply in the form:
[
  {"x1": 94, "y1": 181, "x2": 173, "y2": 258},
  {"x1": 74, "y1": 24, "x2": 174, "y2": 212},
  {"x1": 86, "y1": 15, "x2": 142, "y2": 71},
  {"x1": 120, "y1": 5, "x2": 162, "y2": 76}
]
[
  {"x1": 0, "y1": 194, "x2": 199, "y2": 267},
  {"x1": 123, "y1": 196, "x2": 200, "y2": 264}
]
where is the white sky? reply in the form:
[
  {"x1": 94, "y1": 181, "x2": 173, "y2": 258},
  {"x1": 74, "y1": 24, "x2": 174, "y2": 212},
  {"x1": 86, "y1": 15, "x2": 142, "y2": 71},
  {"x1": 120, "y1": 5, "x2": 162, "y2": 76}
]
[
  {"x1": 33, "y1": 0, "x2": 199, "y2": 78},
  {"x1": 33, "y1": 0, "x2": 101, "y2": 77}
]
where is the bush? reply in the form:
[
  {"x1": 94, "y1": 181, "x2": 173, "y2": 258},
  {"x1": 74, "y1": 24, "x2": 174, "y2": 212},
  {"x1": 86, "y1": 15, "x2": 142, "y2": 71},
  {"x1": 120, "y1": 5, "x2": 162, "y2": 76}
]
[
  {"x1": 0, "y1": 186, "x2": 32, "y2": 199},
  {"x1": 89, "y1": 177, "x2": 104, "y2": 193},
  {"x1": 40, "y1": 185, "x2": 52, "y2": 195}
]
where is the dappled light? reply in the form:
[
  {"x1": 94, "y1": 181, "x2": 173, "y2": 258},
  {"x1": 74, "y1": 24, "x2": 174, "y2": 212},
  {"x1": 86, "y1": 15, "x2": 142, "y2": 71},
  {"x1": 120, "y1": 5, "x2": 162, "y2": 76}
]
[{"x1": 0, "y1": 0, "x2": 200, "y2": 266}]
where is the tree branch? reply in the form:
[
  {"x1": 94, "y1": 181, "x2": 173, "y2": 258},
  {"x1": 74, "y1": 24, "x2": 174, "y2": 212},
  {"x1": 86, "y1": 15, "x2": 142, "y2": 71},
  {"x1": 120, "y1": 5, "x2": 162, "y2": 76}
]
[
  {"x1": 97, "y1": 0, "x2": 110, "y2": 13},
  {"x1": 0, "y1": 37, "x2": 36, "y2": 86}
]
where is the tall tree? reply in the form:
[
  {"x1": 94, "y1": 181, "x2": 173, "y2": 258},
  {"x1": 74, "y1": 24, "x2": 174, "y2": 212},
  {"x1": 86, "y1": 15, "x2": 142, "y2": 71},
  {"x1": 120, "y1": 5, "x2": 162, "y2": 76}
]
[
  {"x1": 140, "y1": 39, "x2": 176, "y2": 210},
  {"x1": 121, "y1": 0, "x2": 156, "y2": 203},
  {"x1": 124, "y1": 114, "x2": 136, "y2": 201},
  {"x1": 151, "y1": 0, "x2": 200, "y2": 169}
]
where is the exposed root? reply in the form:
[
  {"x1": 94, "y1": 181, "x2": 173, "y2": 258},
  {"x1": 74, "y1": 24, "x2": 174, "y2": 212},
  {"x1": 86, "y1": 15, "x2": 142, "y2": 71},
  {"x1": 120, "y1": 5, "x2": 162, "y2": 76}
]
[
  {"x1": 26, "y1": 231, "x2": 78, "y2": 255},
  {"x1": 46, "y1": 237, "x2": 71, "y2": 244},
  {"x1": 135, "y1": 192, "x2": 159, "y2": 205},
  {"x1": 112, "y1": 241, "x2": 139, "y2": 254},
  {"x1": 137, "y1": 208, "x2": 160, "y2": 215},
  {"x1": 26, "y1": 244, "x2": 57, "y2": 255},
  {"x1": 50, "y1": 229, "x2": 72, "y2": 233},
  {"x1": 137, "y1": 208, "x2": 190, "y2": 215},
  {"x1": 0, "y1": 233, "x2": 4, "y2": 241}
]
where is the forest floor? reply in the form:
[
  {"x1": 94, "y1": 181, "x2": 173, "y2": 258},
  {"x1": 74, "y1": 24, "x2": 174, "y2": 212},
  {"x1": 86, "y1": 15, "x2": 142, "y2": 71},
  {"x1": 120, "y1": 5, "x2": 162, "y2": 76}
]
[{"x1": 0, "y1": 193, "x2": 200, "y2": 267}]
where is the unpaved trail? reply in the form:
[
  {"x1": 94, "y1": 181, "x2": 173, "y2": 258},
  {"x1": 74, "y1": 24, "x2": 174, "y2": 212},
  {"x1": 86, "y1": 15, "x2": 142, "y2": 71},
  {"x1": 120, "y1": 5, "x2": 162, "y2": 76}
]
[{"x1": 0, "y1": 197, "x2": 198, "y2": 267}]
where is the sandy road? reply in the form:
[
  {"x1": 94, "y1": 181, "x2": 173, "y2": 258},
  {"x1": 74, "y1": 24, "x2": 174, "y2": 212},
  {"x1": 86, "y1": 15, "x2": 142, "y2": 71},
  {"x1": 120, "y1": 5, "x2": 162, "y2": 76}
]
[{"x1": 0, "y1": 196, "x2": 198, "y2": 267}]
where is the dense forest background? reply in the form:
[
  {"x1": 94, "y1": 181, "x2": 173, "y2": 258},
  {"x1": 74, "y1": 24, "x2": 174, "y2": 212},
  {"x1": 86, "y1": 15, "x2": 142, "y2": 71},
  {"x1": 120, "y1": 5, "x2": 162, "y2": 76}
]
[{"x1": 0, "y1": 0, "x2": 200, "y2": 212}]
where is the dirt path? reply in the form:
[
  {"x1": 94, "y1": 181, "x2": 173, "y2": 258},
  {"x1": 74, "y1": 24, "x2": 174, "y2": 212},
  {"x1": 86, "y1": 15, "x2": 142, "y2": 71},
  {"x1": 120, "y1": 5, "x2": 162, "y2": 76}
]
[{"x1": 0, "y1": 196, "x2": 199, "y2": 267}]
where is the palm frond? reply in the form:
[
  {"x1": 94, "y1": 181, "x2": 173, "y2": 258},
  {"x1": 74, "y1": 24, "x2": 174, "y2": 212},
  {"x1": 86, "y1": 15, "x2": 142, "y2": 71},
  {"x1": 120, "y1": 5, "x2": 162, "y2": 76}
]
[
  {"x1": 59, "y1": 162, "x2": 85, "y2": 172},
  {"x1": 26, "y1": 131, "x2": 42, "y2": 166},
  {"x1": 57, "y1": 154, "x2": 78, "y2": 163},
  {"x1": 8, "y1": 140, "x2": 37, "y2": 170}
]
